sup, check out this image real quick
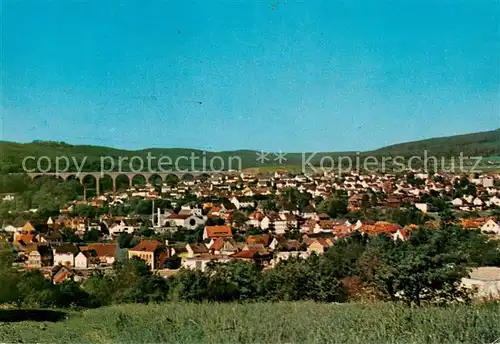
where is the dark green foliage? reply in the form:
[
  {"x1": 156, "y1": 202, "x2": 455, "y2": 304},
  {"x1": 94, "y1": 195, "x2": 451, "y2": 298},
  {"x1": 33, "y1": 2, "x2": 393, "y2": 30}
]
[
  {"x1": 83, "y1": 229, "x2": 101, "y2": 242},
  {"x1": 317, "y1": 194, "x2": 348, "y2": 218},
  {"x1": 359, "y1": 227, "x2": 499, "y2": 305},
  {"x1": 1, "y1": 227, "x2": 499, "y2": 310},
  {"x1": 117, "y1": 233, "x2": 137, "y2": 249}
]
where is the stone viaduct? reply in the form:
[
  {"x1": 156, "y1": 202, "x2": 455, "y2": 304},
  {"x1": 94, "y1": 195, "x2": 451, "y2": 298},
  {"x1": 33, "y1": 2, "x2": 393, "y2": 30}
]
[{"x1": 26, "y1": 171, "x2": 239, "y2": 196}]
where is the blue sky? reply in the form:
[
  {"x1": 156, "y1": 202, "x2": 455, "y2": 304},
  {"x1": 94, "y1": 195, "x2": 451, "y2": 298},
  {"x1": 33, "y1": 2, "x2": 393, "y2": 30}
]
[{"x1": 1, "y1": 0, "x2": 499, "y2": 152}]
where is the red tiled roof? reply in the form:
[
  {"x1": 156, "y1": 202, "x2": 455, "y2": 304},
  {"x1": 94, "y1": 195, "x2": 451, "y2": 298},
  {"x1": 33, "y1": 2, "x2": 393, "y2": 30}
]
[
  {"x1": 204, "y1": 225, "x2": 232, "y2": 239},
  {"x1": 230, "y1": 250, "x2": 271, "y2": 259},
  {"x1": 246, "y1": 234, "x2": 270, "y2": 247},
  {"x1": 84, "y1": 243, "x2": 117, "y2": 258},
  {"x1": 15, "y1": 234, "x2": 35, "y2": 244},
  {"x1": 130, "y1": 240, "x2": 162, "y2": 252},
  {"x1": 53, "y1": 270, "x2": 70, "y2": 284},
  {"x1": 167, "y1": 214, "x2": 190, "y2": 220},
  {"x1": 248, "y1": 211, "x2": 265, "y2": 221}
]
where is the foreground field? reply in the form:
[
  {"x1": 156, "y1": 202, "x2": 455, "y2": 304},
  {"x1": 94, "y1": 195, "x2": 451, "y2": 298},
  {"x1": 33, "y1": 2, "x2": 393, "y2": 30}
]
[{"x1": 1, "y1": 302, "x2": 499, "y2": 344}]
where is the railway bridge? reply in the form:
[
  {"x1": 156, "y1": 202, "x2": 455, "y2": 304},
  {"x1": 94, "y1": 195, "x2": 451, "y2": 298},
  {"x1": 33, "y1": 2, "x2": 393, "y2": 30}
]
[{"x1": 26, "y1": 171, "x2": 239, "y2": 196}]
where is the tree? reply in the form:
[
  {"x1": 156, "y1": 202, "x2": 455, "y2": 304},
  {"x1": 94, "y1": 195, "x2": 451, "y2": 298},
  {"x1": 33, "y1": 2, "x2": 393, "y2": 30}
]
[
  {"x1": 83, "y1": 229, "x2": 101, "y2": 242},
  {"x1": 138, "y1": 225, "x2": 155, "y2": 237},
  {"x1": 317, "y1": 196, "x2": 348, "y2": 218},
  {"x1": 62, "y1": 227, "x2": 81, "y2": 243},
  {"x1": 110, "y1": 257, "x2": 166, "y2": 303},
  {"x1": 54, "y1": 280, "x2": 91, "y2": 308},
  {"x1": 365, "y1": 227, "x2": 473, "y2": 306},
  {"x1": 117, "y1": 233, "x2": 137, "y2": 249},
  {"x1": 0, "y1": 242, "x2": 20, "y2": 305},
  {"x1": 231, "y1": 211, "x2": 248, "y2": 228},
  {"x1": 16, "y1": 270, "x2": 58, "y2": 308},
  {"x1": 83, "y1": 270, "x2": 114, "y2": 307}
]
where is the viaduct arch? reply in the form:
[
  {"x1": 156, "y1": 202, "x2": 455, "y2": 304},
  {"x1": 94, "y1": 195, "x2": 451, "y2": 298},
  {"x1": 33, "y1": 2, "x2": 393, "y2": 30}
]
[{"x1": 26, "y1": 171, "x2": 238, "y2": 196}]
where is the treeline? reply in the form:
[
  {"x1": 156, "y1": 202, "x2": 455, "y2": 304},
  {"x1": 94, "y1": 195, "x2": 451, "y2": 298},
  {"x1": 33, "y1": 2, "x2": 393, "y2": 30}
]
[{"x1": 1, "y1": 226, "x2": 499, "y2": 309}]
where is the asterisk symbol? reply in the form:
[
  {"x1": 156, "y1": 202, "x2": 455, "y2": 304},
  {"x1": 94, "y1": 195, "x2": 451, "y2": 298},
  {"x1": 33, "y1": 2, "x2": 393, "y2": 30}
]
[
  {"x1": 256, "y1": 151, "x2": 270, "y2": 163},
  {"x1": 274, "y1": 151, "x2": 287, "y2": 164}
]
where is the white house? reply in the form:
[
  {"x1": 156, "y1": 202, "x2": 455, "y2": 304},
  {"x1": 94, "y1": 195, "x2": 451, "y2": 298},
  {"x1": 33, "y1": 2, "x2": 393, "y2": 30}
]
[
  {"x1": 461, "y1": 267, "x2": 500, "y2": 299},
  {"x1": 473, "y1": 198, "x2": 484, "y2": 207},
  {"x1": 109, "y1": 220, "x2": 137, "y2": 235},
  {"x1": 182, "y1": 255, "x2": 231, "y2": 272},
  {"x1": 165, "y1": 214, "x2": 204, "y2": 229},
  {"x1": 52, "y1": 245, "x2": 79, "y2": 267},
  {"x1": 2, "y1": 194, "x2": 14, "y2": 202},
  {"x1": 2, "y1": 224, "x2": 22, "y2": 233},
  {"x1": 230, "y1": 196, "x2": 255, "y2": 209},
  {"x1": 489, "y1": 196, "x2": 500, "y2": 207},
  {"x1": 74, "y1": 251, "x2": 98, "y2": 269},
  {"x1": 452, "y1": 198, "x2": 463, "y2": 207},
  {"x1": 481, "y1": 219, "x2": 500, "y2": 235},
  {"x1": 246, "y1": 212, "x2": 264, "y2": 228},
  {"x1": 414, "y1": 203, "x2": 429, "y2": 213},
  {"x1": 463, "y1": 195, "x2": 474, "y2": 204}
]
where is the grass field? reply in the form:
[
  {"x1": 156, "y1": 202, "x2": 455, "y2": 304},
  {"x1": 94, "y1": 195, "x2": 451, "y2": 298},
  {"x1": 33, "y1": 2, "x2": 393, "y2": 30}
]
[{"x1": 1, "y1": 302, "x2": 499, "y2": 344}]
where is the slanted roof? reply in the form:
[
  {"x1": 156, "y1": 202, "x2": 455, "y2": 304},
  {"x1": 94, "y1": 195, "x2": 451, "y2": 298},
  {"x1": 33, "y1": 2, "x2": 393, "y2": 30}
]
[
  {"x1": 53, "y1": 244, "x2": 80, "y2": 255},
  {"x1": 246, "y1": 234, "x2": 271, "y2": 247},
  {"x1": 469, "y1": 267, "x2": 500, "y2": 281},
  {"x1": 84, "y1": 243, "x2": 117, "y2": 258},
  {"x1": 130, "y1": 240, "x2": 162, "y2": 252},
  {"x1": 204, "y1": 225, "x2": 233, "y2": 238},
  {"x1": 187, "y1": 243, "x2": 209, "y2": 254}
]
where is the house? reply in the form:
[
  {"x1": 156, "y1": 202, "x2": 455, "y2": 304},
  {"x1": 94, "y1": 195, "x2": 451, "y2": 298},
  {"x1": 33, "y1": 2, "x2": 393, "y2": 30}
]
[
  {"x1": 51, "y1": 266, "x2": 75, "y2": 284},
  {"x1": 208, "y1": 207, "x2": 225, "y2": 218},
  {"x1": 26, "y1": 245, "x2": 53, "y2": 269},
  {"x1": 182, "y1": 254, "x2": 231, "y2": 272},
  {"x1": 230, "y1": 196, "x2": 255, "y2": 209},
  {"x1": 272, "y1": 251, "x2": 309, "y2": 266},
  {"x1": 461, "y1": 267, "x2": 500, "y2": 300},
  {"x1": 307, "y1": 238, "x2": 334, "y2": 254},
  {"x1": 488, "y1": 196, "x2": 500, "y2": 207},
  {"x1": 2, "y1": 194, "x2": 14, "y2": 202},
  {"x1": 36, "y1": 231, "x2": 63, "y2": 244},
  {"x1": 392, "y1": 228, "x2": 410, "y2": 241},
  {"x1": 83, "y1": 243, "x2": 117, "y2": 265},
  {"x1": 74, "y1": 250, "x2": 99, "y2": 269},
  {"x1": 301, "y1": 207, "x2": 316, "y2": 219},
  {"x1": 128, "y1": 240, "x2": 167, "y2": 270},
  {"x1": 260, "y1": 214, "x2": 280, "y2": 230},
  {"x1": 109, "y1": 219, "x2": 138, "y2": 236},
  {"x1": 22, "y1": 221, "x2": 36, "y2": 233},
  {"x1": 451, "y1": 198, "x2": 464, "y2": 207},
  {"x1": 414, "y1": 203, "x2": 429, "y2": 213},
  {"x1": 52, "y1": 244, "x2": 80, "y2": 267},
  {"x1": 247, "y1": 211, "x2": 264, "y2": 227},
  {"x1": 3, "y1": 220, "x2": 24, "y2": 233},
  {"x1": 245, "y1": 234, "x2": 271, "y2": 247},
  {"x1": 481, "y1": 219, "x2": 500, "y2": 235},
  {"x1": 165, "y1": 213, "x2": 205, "y2": 229},
  {"x1": 13, "y1": 221, "x2": 37, "y2": 244},
  {"x1": 473, "y1": 197, "x2": 484, "y2": 208},
  {"x1": 230, "y1": 250, "x2": 273, "y2": 265},
  {"x1": 186, "y1": 243, "x2": 209, "y2": 258},
  {"x1": 208, "y1": 237, "x2": 238, "y2": 255},
  {"x1": 203, "y1": 225, "x2": 233, "y2": 240},
  {"x1": 273, "y1": 213, "x2": 297, "y2": 234}
]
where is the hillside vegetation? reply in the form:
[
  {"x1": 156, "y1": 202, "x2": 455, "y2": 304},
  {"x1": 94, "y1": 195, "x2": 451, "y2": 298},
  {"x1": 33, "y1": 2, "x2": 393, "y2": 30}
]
[
  {"x1": 0, "y1": 128, "x2": 498, "y2": 172},
  {"x1": 1, "y1": 302, "x2": 499, "y2": 344}
]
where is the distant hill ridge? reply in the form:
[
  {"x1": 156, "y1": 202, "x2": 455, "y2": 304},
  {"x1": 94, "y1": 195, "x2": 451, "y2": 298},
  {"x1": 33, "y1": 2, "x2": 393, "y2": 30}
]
[{"x1": 0, "y1": 128, "x2": 498, "y2": 173}]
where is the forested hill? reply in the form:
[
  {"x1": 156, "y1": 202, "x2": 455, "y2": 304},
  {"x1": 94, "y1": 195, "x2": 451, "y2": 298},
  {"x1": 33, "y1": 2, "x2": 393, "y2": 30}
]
[
  {"x1": 369, "y1": 128, "x2": 499, "y2": 157},
  {"x1": 0, "y1": 128, "x2": 498, "y2": 173}
]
